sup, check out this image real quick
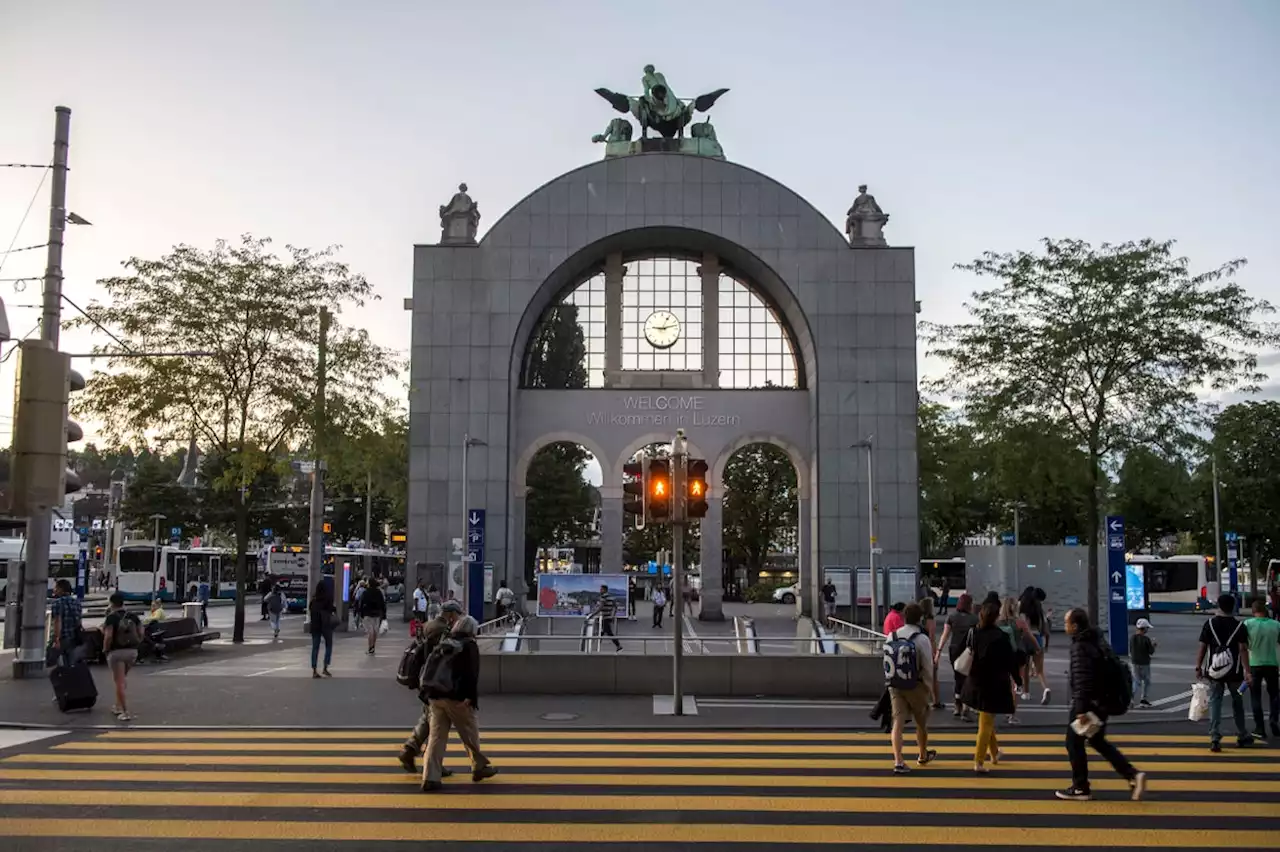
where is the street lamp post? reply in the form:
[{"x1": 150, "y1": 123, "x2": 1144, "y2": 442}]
[
  {"x1": 461, "y1": 433, "x2": 487, "y2": 614},
  {"x1": 150, "y1": 513, "x2": 166, "y2": 598},
  {"x1": 852, "y1": 438, "x2": 876, "y2": 629}
]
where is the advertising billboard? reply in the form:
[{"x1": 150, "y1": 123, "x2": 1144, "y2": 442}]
[
  {"x1": 1125, "y1": 563, "x2": 1146, "y2": 611},
  {"x1": 536, "y1": 573, "x2": 630, "y2": 618}
]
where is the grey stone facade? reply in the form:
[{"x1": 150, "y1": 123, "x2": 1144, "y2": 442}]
[{"x1": 409, "y1": 153, "x2": 918, "y2": 618}]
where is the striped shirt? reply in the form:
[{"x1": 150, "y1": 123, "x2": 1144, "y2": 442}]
[{"x1": 598, "y1": 594, "x2": 618, "y2": 619}]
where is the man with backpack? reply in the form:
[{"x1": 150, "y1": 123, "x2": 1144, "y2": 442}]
[
  {"x1": 884, "y1": 602, "x2": 936, "y2": 774},
  {"x1": 359, "y1": 579, "x2": 387, "y2": 655},
  {"x1": 1195, "y1": 593, "x2": 1254, "y2": 751},
  {"x1": 1056, "y1": 608, "x2": 1145, "y2": 801},
  {"x1": 265, "y1": 585, "x2": 285, "y2": 639},
  {"x1": 102, "y1": 593, "x2": 143, "y2": 721},
  {"x1": 398, "y1": 603, "x2": 454, "y2": 774}
]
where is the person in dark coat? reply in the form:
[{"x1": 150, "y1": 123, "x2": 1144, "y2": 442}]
[
  {"x1": 962, "y1": 600, "x2": 1018, "y2": 773},
  {"x1": 309, "y1": 581, "x2": 336, "y2": 678}
]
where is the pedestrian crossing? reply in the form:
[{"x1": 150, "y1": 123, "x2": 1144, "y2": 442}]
[{"x1": 0, "y1": 728, "x2": 1276, "y2": 848}]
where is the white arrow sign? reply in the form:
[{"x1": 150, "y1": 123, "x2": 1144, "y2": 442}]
[
  {"x1": 469, "y1": 512, "x2": 481, "y2": 526},
  {"x1": 1111, "y1": 571, "x2": 1123, "y2": 584},
  {"x1": 1109, "y1": 519, "x2": 1123, "y2": 532}
]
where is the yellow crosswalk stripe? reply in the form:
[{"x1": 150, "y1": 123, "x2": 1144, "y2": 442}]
[
  {"x1": 0, "y1": 819, "x2": 1275, "y2": 847},
  {"x1": 3, "y1": 767, "x2": 1273, "y2": 793},
  {"x1": 96, "y1": 729, "x2": 1216, "y2": 742},
  {"x1": 9, "y1": 751, "x2": 1274, "y2": 773},
  {"x1": 0, "y1": 788, "x2": 1277, "y2": 817},
  {"x1": 55, "y1": 740, "x2": 1248, "y2": 758}
]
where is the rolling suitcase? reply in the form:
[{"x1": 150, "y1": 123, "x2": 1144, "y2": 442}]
[{"x1": 50, "y1": 661, "x2": 98, "y2": 712}]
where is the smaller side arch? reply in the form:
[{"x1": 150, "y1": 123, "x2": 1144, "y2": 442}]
[
  {"x1": 610, "y1": 433, "x2": 709, "y2": 483},
  {"x1": 711, "y1": 433, "x2": 810, "y2": 494},
  {"x1": 513, "y1": 431, "x2": 609, "y2": 495}
]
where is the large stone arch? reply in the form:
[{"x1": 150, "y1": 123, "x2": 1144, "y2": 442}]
[
  {"x1": 408, "y1": 151, "x2": 920, "y2": 623},
  {"x1": 513, "y1": 431, "x2": 609, "y2": 493}
]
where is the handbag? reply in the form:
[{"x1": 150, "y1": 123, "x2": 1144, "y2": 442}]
[{"x1": 953, "y1": 628, "x2": 975, "y2": 676}]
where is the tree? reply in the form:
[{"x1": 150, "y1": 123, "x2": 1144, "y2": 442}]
[
  {"x1": 925, "y1": 238, "x2": 1276, "y2": 622},
  {"x1": 524, "y1": 443, "x2": 596, "y2": 589},
  {"x1": 117, "y1": 451, "x2": 198, "y2": 535},
  {"x1": 1209, "y1": 401, "x2": 1280, "y2": 593},
  {"x1": 1111, "y1": 448, "x2": 1194, "y2": 553},
  {"x1": 979, "y1": 416, "x2": 1095, "y2": 546},
  {"x1": 722, "y1": 443, "x2": 798, "y2": 576},
  {"x1": 524, "y1": 305, "x2": 588, "y2": 389},
  {"x1": 918, "y1": 402, "x2": 995, "y2": 555},
  {"x1": 325, "y1": 413, "x2": 409, "y2": 543},
  {"x1": 71, "y1": 235, "x2": 398, "y2": 641}
]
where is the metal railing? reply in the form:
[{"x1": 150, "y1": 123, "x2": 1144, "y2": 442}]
[
  {"x1": 826, "y1": 617, "x2": 887, "y2": 655},
  {"x1": 478, "y1": 611, "x2": 522, "y2": 635},
  {"x1": 733, "y1": 615, "x2": 758, "y2": 655},
  {"x1": 513, "y1": 633, "x2": 839, "y2": 655}
]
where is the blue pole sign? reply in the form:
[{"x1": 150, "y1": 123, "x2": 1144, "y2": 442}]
[
  {"x1": 1065, "y1": 535, "x2": 1079, "y2": 546},
  {"x1": 1106, "y1": 515, "x2": 1127, "y2": 654},
  {"x1": 76, "y1": 547, "x2": 88, "y2": 601},
  {"x1": 1226, "y1": 534, "x2": 1239, "y2": 594},
  {"x1": 466, "y1": 510, "x2": 486, "y2": 621}
]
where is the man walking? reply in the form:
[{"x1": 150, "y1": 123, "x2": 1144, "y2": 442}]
[
  {"x1": 651, "y1": 586, "x2": 666, "y2": 628},
  {"x1": 885, "y1": 602, "x2": 936, "y2": 774},
  {"x1": 1129, "y1": 618, "x2": 1156, "y2": 707},
  {"x1": 1056, "y1": 609, "x2": 1145, "y2": 801},
  {"x1": 586, "y1": 584, "x2": 622, "y2": 652},
  {"x1": 821, "y1": 577, "x2": 837, "y2": 622},
  {"x1": 420, "y1": 603, "x2": 498, "y2": 792},
  {"x1": 1244, "y1": 598, "x2": 1279, "y2": 740},
  {"x1": 49, "y1": 579, "x2": 83, "y2": 668},
  {"x1": 398, "y1": 603, "x2": 453, "y2": 775},
  {"x1": 1195, "y1": 593, "x2": 1254, "y2": 751},
  {"x1": 359, "y1": 578, "x2": 387, "y2": 655}
]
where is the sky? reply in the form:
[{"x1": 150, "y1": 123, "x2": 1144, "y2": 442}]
[{"x1": 1, "y1": 0, "x2": 1278, "y2": 457}]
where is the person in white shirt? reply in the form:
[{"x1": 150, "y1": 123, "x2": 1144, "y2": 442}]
[
  {"x1": 495, "y1": 580, "x2": 516, "y2": 618},
  {"x1": 885, "y1": 602, "x2": 937, "y2": 774},
  {"x1": 412, "y1": 581, "x2": 428, "y2": 623}
]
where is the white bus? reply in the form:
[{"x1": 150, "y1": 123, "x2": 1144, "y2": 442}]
[
  {"x1": 116, "y1": 543, "x2": 257, "y2": 603},
  {"x1": 0, "y1": 538, "x2": 83, "y2": 603}
]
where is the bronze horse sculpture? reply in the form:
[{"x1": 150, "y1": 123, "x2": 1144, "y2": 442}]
[{"x1": 595, "y1": 65, "x2": 728, "y2": 140}]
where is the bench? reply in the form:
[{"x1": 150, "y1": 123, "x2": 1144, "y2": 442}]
[{"x1": 78, "y1": 616, "x2": 220, "y2": 663}]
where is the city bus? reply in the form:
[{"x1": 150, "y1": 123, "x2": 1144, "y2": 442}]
[
  {"x1": 262, "y1": 546, "x2": 407, "y2": 612},
  {"x1": 0, "y1": 539, "x2": 82, "y2": 602},
  {"x1": 116, "y1": 543, "x2": 257, "y2": 602},
  {"x1": 1128, "y1": 555, "x2": 1214, "y2": 612},
  {"x1": 920, "y1": 557, "x2": 966, "y2": 609}
]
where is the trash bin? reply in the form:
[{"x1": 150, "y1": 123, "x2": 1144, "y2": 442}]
[{"x1": 182, "y1": 602, "x2": 202, "y2": 622}]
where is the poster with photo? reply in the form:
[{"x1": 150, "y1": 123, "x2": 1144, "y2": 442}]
[{"x1": 536, "y1": 573, "x2": 630, "y2": 617}]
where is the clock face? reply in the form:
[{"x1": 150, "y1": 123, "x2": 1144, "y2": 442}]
[{"x1": 643, "y1": 310, "x2": 681, "y2": 349}]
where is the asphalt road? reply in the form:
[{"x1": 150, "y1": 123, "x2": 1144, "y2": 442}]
[{"x1": 0, "y1": 724, "x2": 1275, "y2": 851}]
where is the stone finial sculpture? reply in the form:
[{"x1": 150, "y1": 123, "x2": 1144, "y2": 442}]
[
  {"x1": 439, "y1": 183, "x2": 481, "y2": 245},
  {"x1": 592, "y1": 117, "x2": 634, "y2": 144},
  {"x1": 846, "y1": 184, "x2": 889, "y2": 247}
]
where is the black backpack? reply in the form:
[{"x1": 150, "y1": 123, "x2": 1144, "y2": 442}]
[
  {"x1": 114, "y1": 612, "x2": 142, "y2": 649},
  {"x1": 396, "y1": 638, "x2": 428, "y2": 690},
  {"x1": 1097, "y1": 640, "x2": 1133, "y2": 716},
  {"x1": 418, "y1": 639, "x2": 462, "y2": 702}
]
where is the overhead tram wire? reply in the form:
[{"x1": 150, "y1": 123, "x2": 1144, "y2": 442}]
[
  {"x1": 0, "y1": 162, "x2": 51, "y2": 280},
  {"x1": 59, "y1": 292, "x2": 137, "y2": 356}
]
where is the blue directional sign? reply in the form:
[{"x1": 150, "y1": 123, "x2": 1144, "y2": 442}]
[
  {"x1": 1106, "y1": 515, "x2": 1127, "y2": 654},
  {"x1": 1000, "y1": 532, "x2": 1015, "y2": 545},
  {"x1": 1225, "y1": 531, "x2": 1238, "y2": 543},
  {"x1": 1227, "y1": 542, "x2": 1240, "y2": 594},
  {"x1": 76, "y1": 547, "x2": 88, "y2": 601},
  {"x1": 1065, "y1": 536, "x2": 1079, "y2": 547},
  {"x1": 466, "y1": 510, "x2": 485, "y2": 565},
  {"x1": 262, "y1": 528, "x2": 273, "y2": 540}
]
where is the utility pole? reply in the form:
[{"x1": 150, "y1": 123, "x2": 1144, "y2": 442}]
[
  {"x1": 1212, "y1": 455, "x2": 1223, "y2": 599},
  {"x1": 671, "y1": 429, "x2": 687, "y2": 716},
  {"x1": 364, "y1": 469, "x2": 373, "y2": 578},
  {"x1": 14, "y1": 107, "x2": 71, "y2": 679},
  {"x1": 305, "y1": 308, "x2": 329, "y2": 630}
]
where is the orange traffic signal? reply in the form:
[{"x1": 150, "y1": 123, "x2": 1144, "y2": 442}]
[
  {"x1": 686, "y1": 458, "x2": 709, "y2": 518},
  {"x1": 648, "y1": 458, "x2": 671, "y2": 522}
]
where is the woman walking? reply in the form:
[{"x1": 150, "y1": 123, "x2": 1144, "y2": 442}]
[
  {"x1": 1019, "y1": 587, "x2": 1052, "y2": 704},
  {"x1": 997, "y1": 597, "x2": 1038, "y2": 723},
  {"x1": 962, "y1": 599, "x2": 1019, "y2": 774},
  {"x1": 309, "y1": 581, "x2": 336, "y2": 679},
  {"x1": 936, "y1": 593, "x2": 978, "y2": 720},
  {"x1": 920, "y1": 597, "x2": 943, "y2": 709}
]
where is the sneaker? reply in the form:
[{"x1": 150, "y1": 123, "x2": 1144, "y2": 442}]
[
  {"x1": 1055, "y1": 787, "x2": 1092, "y2": 801},
  {"x1": 892, "y1": 763, "x2": 910, "y2": 775},
  {"x1": 322, "y1": 669, "x2": 333, "y2": 678},
  {"x1": 472, "y1": 765, "x2": 499, "y2": 782},
  {"x1": 1041, "y1": 688, "x2": 1052, "y2": 705},
  {"x1": 1007, "y1": 715, "x2": 1021, "y2": 725},
  {"x1": 916, "y1": 749, "x2": 937, "y2": 766},
  {"x1": 117, "y1": 713, "x2": 134, "y2": 722},
  {"x1": 420, "y1": 780, "x2": 443, "y2": 792},
  {"x1": 1251, "y1": 729, "x2": 1267, "y2": 743},
  {"x1": 366, "y1": 648, "x2": 375, "y2": 656},
  {"x1": 1237, "y1": 736, "x2": 1255, "y2": 748},
  {"x1": 1020, "y1": 691, "x2": 1030, "y2": 701},
  {"x1": 1209, "y1": 741, "x2": 1222, "y2": 753},
  {"x1": 397, "y1": 748, "x2": 416, "y2": 773},
  {"x1": 1139, "y1": 699, "x2": 1153, "y2": 707},
  {"x1": 1130, "y1": 771, "x2": 1147, "y2": 801},
  {"x1": 991, "y1": 749, "x2": 1003, "y2": 765},
  {"x1": 111, "y1": 705, "x2": 122, "y2": 716},
  {"x1": 312, "y1": 671, "x2": 321, "y2": 679},
  {"x1": 973, "y1": 763, "x2": 988, "y2": 774}
]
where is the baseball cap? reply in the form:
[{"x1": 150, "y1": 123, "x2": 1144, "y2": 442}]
[
  {"x1": 442, "y1": 600, "x2": 464, "y2": 615},
  {"x1": 1135, "y1": 617, "x2": 1152, "y2": 629}
]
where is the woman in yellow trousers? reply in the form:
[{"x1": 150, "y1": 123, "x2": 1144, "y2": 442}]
[{"x1": 961, "y1": 599, "x2": 1020, "y2": 772}]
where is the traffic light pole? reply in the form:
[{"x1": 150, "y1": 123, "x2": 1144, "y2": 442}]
[
  {"x1": 305, "y1": 308, "x2": 329, "y2": 631},
  {"x1": 13, "y1": 107, "x2": 71, "y2": 679},
  {"x1": 671, "y1": 430, "x2": 687, "y2": 716}
]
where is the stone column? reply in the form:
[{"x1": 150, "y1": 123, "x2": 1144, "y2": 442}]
[
  {"x1": 698, "y1": 494, "x2": 725, "y2": 621},
  {"x1": 798, "y1": 496, "x2": 815, "y2": 617},
  {"x1": 509, "y1": 488, "x2": 528, "y2": 598},
  {"x1": 599, "y1": 485, "x2": 624, "y2": 574},
  {"x1": 698, "y1": 252, "x2": 720, "y2": 388},
  {"x1": 603, "y1": 253, "x2": 625, "y2": 387}
]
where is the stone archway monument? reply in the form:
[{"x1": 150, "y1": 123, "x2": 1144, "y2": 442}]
[{"x1": 407, "y1": 67, "x2": 920, "y2": 623}]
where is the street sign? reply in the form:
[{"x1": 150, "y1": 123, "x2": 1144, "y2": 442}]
[
  {"x1": 262, "y1": 528, "x2": 273, "y2": 539},
  {"x1": 1225, "y1": 531, "x2": 1238, "y2": 543},
  {"x1": 1105, "y1": 515, "x2": 1127, "y2": 655},
  {"x1": 466, "y1": 510, "x2": 485, "y2": 565},
  {"x1": 1000, "y1": 532, "x2": 1015, "y2": 545},
  {"x1": 76, "y1": 547, "x2": 87, "y2": 601},
  {"x1": 1227, "y1": 543, "x2": 1240, "y2": 593},
  {"x1": 1065, "y1": 536, "x2": 1079, "y2": 546}
]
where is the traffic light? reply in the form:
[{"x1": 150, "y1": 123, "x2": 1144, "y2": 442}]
[
  {"x1": 622, "y1": 459, "x2": 647, "y2": 526},
  {"x1": 648, "y1": 458, "x2": 671, "y2": 523},
  {"x1": 686, "y1": 458, "x2": 708, "y2": 519},
  {"x1": 9, "y1": 341, "x2": 81, "y2": 514}
]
